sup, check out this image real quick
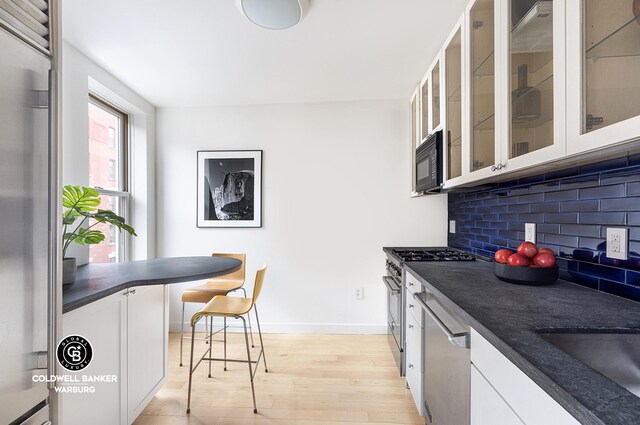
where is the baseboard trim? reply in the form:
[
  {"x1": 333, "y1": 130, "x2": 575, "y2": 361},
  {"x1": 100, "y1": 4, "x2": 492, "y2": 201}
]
[{"x1": 169, "y1": 321, "x2": 387, "y2": 335}]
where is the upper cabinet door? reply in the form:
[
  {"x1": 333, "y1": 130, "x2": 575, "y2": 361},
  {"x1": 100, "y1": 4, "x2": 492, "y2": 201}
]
[
  {"x1": 432, "y1": 58, "x2": 442, "y2": 130},
  {"x1": 466, "y1": 0, "x2": 501, "y2": 181},
  {"x1": 411, "y1": 88, "x2": 420, "y2": 194},
  {"x1": 498, "y1": 0, "x2": 566, "y2": 173},
  {"x1": 444, "y1": 17, "x2": 466, "y2": 184},
  {"x1": 566, "y1": 0, "x2": 640, "y2": 155},
  {"x1": 420, "y1": 73, "x2": 431, "y2": 143}
]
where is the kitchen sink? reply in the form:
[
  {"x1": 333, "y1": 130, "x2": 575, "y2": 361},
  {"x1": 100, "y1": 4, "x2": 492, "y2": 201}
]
[{"x1": 537, "y1": 330, "x2": 640, "y2": 398}]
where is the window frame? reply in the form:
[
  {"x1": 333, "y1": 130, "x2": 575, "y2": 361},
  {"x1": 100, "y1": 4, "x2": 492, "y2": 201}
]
[{"x1": 88, "y1": 93, "x2": 131, "y2": 263}]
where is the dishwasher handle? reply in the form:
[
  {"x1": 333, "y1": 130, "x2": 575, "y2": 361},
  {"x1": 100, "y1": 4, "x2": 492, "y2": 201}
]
[
  {"x1": 413, "y1": 292, "x2": 469, "y2": 349},
  {"x1": 382, "y1": 276, "x2": 401, "y2": 294}
]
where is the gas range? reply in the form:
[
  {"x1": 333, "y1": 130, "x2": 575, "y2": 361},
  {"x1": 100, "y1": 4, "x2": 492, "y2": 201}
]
[
  {"x1": 392, "y1": 247, "x2": 476, "y2": 262},
  {"x1": 383, "y1": 247, "x2": 475, "y2": 377}
]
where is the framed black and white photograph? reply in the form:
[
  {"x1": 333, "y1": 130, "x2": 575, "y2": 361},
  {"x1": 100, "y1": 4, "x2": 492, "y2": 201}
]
[{"x1": 197, "y1": 150, "x2": 262, "y2": 228}]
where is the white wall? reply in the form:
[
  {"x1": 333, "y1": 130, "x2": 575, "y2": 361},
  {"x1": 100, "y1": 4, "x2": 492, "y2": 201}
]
[
  {"x1": 62, "y1": 42, "x2": 156, "y2": 262},
  {"x1": 157, "y1": 100, "x2": 447, "y2": 334}
]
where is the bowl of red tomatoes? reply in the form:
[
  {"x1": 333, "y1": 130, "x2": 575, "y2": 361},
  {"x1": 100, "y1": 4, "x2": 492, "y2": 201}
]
[{"x1": 493, "y1": 242, "x2": 559, "y2": 285}]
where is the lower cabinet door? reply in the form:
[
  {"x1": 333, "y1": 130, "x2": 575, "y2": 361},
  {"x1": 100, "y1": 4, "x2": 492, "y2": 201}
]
[
  {"x1": 471, "y1": 364, "x2": 525, "y2": 425},
  {"x1": 405, "y1": 312, "x2": 424, "y2": 416},
  {"x1": 127, "y1": 285, "x2": 168, "y2": 423},
  {"x1": 62, "y1": 292, "x2": 127, "y2": 425}
]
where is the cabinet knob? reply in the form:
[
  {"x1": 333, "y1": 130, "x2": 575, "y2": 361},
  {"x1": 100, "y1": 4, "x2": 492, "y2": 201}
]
[
  {"x1": 130, "y1": 289, "x2": 136, "y2": 295},
  {"x1": 408, "y1": 304, "x2": 414, "y2": 309},
  {"x1": 408, "y1": 324, "x2": 414, "y2": 329},
  {"x1": 408, "y1": 363, "x2": 414, "y2": 369},
  {"x1": 497, "y1": 163, "x2": 504, "y2": 170},
  {"x1": 408, "y1": 282, "x2": 414, "y2": 287},
  {"x1": 491, "y1": 165, "x2": 497, "y2": 172}
]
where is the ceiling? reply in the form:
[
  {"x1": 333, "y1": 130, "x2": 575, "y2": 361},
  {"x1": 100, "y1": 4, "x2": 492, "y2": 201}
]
[{"x1": 62, "y1": 0, "x2": 467, "y2": 107}]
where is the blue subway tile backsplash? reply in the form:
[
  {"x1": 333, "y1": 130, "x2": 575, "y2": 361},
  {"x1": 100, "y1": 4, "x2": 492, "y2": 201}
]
[{"x1": 448, "y1": 154, "x2": 640, "y2": 303}]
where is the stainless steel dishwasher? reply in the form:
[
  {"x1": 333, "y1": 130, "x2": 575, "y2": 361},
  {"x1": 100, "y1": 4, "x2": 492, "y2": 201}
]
[{"x1": 414, "y1": 289, "x2": 470, "y2": 425}]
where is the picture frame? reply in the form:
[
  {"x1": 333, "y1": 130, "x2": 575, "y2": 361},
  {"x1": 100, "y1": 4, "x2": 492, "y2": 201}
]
[{"x1": 197, "y1": 150, "x2": 262, "y2": 228}]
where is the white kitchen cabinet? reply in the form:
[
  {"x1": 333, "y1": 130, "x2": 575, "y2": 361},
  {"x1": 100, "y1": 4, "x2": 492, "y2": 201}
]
[
  {"x1": 471, "y1": 364, "x2": 525, "y2": 425},
  {"x1": 126, "y1": 285, "x2": 168, "y2": 422},
  {"x1": 443, "y1": 0, "x2": 566, "y2": 189},
  {"x1": 463, "y1": 0, "x2": 503, "y2": 183},
  {"x1": 410, "y1": 88, "x2": 420, "y2": 195},
  {"x1": 470, "y1": 329, "x2": 580, "y2": 425},
  {"x1": 420, "y1": 71, "x2": 431, "y2": 143},
  {"x1": 413, "y1": 0, "x2": 640, "y2": 192},
  {"x1": 496, "y1": 0, "x2": 567, "y2": 175},
  {"x1": 405, "y1": 307, "x2": 424, "y2": 416},
  {"x1": 566, "y1": 0, "x2": 640, "y2": 156},
  {"x1": 62, "y1": 291, "x2": 127, "y2": 425},
  {"x1": 420, "y1": 55, "x2": 445, "y2": 144},
  {"x1": 404, "y1": 271, "x2": 424, "y2": 416},
  {"x1": 62, "y1": 285, "x2": 168, "y2": 425},
  {"x1": 405, "y1": 270, "x2": 423, "y2": 317},
  {"x1": 443, "y1": 16, "x2": 467, "y2": 187}
]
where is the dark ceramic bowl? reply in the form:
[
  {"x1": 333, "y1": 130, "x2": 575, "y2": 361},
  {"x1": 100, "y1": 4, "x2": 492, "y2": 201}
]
[{"x1": 493, "y1": 262, "x2": 559, "y2": 286}]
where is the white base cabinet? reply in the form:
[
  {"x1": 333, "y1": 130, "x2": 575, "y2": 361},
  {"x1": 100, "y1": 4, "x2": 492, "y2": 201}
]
[
  {"x1": 470, "y1": 329, "x2": 579, "y2": 425},
  {"x1": 62, "y1": 285, "x2": 168, "y2": 425},
  {"x1": 404, "y1": 271, "x2": 424, "y2": 417},
  {"x1": 471, "y1": 364, "x2": 525, "y2": 425}
]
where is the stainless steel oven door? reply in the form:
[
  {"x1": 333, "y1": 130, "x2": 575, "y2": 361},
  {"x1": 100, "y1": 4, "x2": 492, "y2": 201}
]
[
  {"x1": 382, "y1": 276, "x2": 403, "y2": 373},
  {"x1": 415, "y1": 291, "x2": 470, "y2": 425}
]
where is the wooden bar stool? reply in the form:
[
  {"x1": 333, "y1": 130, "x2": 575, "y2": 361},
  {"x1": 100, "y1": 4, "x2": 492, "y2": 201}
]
[
  {"x1": 186, "y1": 264, "x2": 268, "y2": 415},
  {"x1": 179, "y1": 253, "x2": 254, "y2": 367}
]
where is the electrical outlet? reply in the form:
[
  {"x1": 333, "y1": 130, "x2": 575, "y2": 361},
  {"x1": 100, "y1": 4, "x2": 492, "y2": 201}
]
[
  {"x1": 525, "y1": 223, "x2": 536, "y2": 244},
  {"x1": 449, "y1": 220, "x2": 456, "y2": 234},
  {"x1": 606, "y1": 228, "x2": 628, "y2": 260},
  {"x1": 354, "y1": 287, "x2": 364, "y2": 300}
]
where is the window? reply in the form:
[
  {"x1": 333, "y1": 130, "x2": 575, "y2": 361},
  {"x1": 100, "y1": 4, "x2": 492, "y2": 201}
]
[{"x1": 88, "y1": 95, "x2": 130, "y2": 264}]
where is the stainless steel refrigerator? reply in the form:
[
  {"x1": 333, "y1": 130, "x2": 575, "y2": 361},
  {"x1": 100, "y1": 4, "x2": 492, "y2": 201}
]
[{"x1": 0, "y1": 1, "x2": 60, "y2": 424}]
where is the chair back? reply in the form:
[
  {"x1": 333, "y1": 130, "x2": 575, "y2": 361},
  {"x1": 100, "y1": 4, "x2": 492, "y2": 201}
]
[
  {"x1": 212, "y1": 253, "x2": 246, "y2": 281},
  {"x1": 251, "y1": 264, "x2": 268, "y2": 306}
]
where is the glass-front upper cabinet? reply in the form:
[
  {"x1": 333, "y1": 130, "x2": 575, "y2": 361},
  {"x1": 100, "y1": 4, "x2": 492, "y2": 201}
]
[
  {"x1": 420, "y1": 75, "x2": 430, "y2": 143},
  {"x1": 431, "y1": 60, "x2": 441, "y2": 130},
  {"x1": 566, "y1": 0, "x2": 640, "y2": 154},
  {"x1": 411, "y1": 89, "x2": 419, "y2": 193},
  {"x1": 445, "y1": 23, "x2": 463, "y2": 181},
  {"x1": 469, "y1": 0, "x2": 497, "y2": 176},
  {"x1": 500, "y1": 0, "x2": 565, "y2": 171}
]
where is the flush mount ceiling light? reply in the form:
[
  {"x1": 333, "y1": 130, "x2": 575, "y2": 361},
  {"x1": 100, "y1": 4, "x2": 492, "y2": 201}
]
[{"x1": 236, "y1": 0, "x2": 309, "y2": 30}]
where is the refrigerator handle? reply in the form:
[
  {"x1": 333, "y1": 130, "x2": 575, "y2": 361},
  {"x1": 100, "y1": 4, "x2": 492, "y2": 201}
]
[{"x1": 47, "y1": 68, "x2": 60, "y2": 389}]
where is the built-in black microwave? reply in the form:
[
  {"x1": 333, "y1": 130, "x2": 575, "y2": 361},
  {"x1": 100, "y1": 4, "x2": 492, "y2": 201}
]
[{"x1": 415, "y1": 130, "x2": 443, "y2": 193}]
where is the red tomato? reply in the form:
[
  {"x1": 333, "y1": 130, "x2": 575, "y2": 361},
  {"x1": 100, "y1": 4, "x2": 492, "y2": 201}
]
[
  {"x1": 507, "y1": 253, "x2": 530, "y2": 267},
  {"x1": 533, "y1": 253, "x2": 557, "y2": 268},
  {"x1": 494, "y1": 249, "x2": 513, "y2": 264},
  {"x1": 537, "y1": 248, "x2": 556, "y2": 257},
  {"x1": 517, "y1": 241, "x2": 538, "y2": 259}
]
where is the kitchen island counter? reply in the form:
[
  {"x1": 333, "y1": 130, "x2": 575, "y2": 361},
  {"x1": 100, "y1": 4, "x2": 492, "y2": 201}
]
[
  {"x1": 405, "y1": 260, "x2": 640, "y2": 425},
  {"x1": 62, "y1": 256, "x2": 242, "y2": 313}
]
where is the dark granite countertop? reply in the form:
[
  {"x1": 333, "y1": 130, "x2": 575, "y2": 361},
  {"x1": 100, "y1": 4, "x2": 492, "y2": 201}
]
[
  {"x1": 402, "y1": 259, "x2": 640, "y2": 425},
  {"x1": 63, "y1": 256, "x2": 242, "y2": 313}
]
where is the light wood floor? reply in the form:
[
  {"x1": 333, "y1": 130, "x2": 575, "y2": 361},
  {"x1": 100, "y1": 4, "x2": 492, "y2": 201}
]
[{"x1": 134, "y1": 332, "x2": 424, "y2": 425}]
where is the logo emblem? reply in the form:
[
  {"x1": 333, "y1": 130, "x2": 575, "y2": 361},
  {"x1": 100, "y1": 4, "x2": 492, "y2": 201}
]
[{"x1": 57, "y1": 335, "x2": 93, "y2": 371}]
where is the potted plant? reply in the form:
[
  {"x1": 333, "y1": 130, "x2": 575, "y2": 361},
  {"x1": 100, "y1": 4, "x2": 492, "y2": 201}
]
[{"x1": 62, "y1": 185, "x2": 137, "y2": 284}]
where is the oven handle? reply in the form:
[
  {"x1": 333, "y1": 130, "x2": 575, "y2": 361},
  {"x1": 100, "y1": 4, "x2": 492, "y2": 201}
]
[
  {"x1": 382, "y1": 276, "x2": 401, "y2": 294},
  {"x1": 413, "y1": 292, "x2": 469, "y2": 349}
]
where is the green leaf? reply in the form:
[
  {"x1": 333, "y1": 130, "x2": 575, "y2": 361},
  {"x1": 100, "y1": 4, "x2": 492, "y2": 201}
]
[
  {"x1": 63, "y1": 209, "x2": 82, "y2": 225},
  {"x1": 62, "y1": 185, "x2": 100, "y2": 212},
  {"x1": 93, "y1": 209, "x2": 137, "y2": 236},
  {"x1": 73, "y1": 228, "x2": 105, "y2": 245}
]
